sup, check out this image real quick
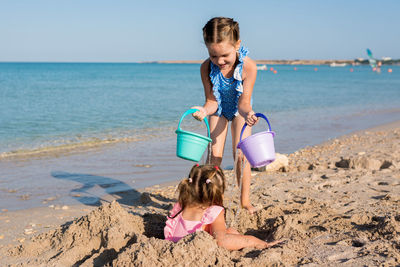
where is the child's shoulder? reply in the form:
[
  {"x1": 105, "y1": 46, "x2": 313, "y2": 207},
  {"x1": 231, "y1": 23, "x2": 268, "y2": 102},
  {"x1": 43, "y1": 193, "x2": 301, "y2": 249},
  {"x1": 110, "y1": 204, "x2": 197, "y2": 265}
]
[
  {"x1": 208, "y1": 205, "x2": 224, "y2": 211},
  {"x1": 203, "y1": 205, "x2": 224, "y2": 222},
  {"x1": 242, "y1": 56, "x2": 257, "y2": 72}
]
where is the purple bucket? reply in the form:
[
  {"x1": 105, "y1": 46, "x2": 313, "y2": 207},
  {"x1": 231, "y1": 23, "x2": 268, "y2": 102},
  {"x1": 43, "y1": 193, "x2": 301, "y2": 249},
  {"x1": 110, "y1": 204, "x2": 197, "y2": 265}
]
[{"x1": 237, "y1": 113, "x2": 276, "y2": 168}]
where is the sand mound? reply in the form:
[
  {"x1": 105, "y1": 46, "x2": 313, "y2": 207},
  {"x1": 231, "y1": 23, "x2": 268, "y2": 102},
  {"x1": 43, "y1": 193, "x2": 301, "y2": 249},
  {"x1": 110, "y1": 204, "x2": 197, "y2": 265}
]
[
  {"x1": 113, "y1": 232, "x2": 232, "y2": 266},
  {"x1": 7, "y1": 201, "x2": 144, "y2": 266},
  {"x1": 112, "y1": 224, "x2": 295, "y2": 267}
]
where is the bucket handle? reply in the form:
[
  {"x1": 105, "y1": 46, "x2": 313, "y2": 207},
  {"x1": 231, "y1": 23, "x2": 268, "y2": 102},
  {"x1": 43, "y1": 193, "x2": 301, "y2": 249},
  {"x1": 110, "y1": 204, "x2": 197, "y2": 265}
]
[
  {"x1": 239, "y1": 113, "x2": 273, "y2": 142},
  {"x1": 177, "y1": 109, "x2": 211, "y2": 138}
]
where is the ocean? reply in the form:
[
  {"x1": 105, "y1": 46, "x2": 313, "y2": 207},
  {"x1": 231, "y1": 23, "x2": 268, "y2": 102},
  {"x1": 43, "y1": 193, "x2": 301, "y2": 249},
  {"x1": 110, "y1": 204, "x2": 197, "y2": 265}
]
[{"x1": 1, "y1": 63, "x2": 400, "y2": 211}]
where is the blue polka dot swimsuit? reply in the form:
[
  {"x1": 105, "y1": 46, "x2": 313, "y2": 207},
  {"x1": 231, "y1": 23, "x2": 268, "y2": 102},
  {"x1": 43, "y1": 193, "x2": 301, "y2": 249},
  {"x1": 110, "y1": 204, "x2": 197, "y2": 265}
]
[{"x1": 209, "y1": 46, "x2": 249, "y2": 121}]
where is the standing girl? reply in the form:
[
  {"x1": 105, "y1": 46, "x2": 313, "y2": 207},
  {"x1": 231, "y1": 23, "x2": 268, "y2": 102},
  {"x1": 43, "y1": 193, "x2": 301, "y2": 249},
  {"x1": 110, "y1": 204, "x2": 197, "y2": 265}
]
[
  {"x1": 192, "y1": 17, "x2": 259, "y2": 213},
  {"x1": 164, "y1": 164, "x2": 281, "y2": 250}
]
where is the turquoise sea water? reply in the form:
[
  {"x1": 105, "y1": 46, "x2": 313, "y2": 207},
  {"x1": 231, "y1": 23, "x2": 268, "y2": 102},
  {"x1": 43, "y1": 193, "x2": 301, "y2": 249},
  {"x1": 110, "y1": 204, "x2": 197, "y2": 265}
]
[
  {"x1": 1, "y1": 63, "x2": 400, "y2": 211},
  {"x1": 1, "y1": 63, "x2": 399, "y2": 156}
]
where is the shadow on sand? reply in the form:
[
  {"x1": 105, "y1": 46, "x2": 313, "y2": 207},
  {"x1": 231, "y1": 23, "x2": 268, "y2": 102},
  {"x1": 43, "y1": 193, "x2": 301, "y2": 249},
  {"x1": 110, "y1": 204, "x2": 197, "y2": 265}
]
[
  {"x1": 51, "y1": 171, "x2": 154, "y2": 208},
  {"x1": 51, "y1": 171, "x2": 176, "y2": 239}
]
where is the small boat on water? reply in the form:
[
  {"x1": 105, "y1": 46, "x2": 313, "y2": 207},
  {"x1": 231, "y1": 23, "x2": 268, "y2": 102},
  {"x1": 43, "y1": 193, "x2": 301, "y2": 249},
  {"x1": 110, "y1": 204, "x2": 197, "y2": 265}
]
[
  {"x1": 330, "y1": 62, "x2": 347, "y2": 67},
  {"x1": 256, "y1": 64, "x2": 268, "y2": 70}
]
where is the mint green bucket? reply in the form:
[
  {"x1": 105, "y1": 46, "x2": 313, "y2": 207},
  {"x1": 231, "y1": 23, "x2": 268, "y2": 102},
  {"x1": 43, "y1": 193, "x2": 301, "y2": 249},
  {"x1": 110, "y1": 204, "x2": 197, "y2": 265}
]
[{"x1": 176, "y1": 109, "x2": 212, "y2": 162}]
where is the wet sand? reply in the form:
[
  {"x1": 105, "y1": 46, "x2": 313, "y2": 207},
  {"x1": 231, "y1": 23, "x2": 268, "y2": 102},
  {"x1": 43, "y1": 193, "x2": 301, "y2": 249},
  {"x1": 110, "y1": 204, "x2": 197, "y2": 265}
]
[{"x1": 0, "y1": 120, "x2": 399, "y2": 266}]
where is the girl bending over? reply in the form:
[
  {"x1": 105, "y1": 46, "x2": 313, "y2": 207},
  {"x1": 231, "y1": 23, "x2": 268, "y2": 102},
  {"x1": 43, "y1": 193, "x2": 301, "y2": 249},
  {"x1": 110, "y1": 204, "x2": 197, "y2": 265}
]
[{"x1": 192, "y1": 17, "x2": 259, "y2": 213}]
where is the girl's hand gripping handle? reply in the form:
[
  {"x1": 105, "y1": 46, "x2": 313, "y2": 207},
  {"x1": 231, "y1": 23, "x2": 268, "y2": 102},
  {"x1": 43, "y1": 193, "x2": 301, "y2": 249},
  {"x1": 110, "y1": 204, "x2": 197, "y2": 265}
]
[
  {"x1": 245, "y1": 110, "x2": 259, "y2": 127},
  {"x1": 191, "y1": 106, "x2": 207, "y2": 121}
]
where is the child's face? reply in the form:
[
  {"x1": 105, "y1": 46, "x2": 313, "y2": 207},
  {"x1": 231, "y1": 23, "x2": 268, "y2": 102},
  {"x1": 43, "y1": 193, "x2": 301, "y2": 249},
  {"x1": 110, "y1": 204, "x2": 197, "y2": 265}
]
[{"x1": 206, "y1": 40, "x2": 241, "y2": 71}]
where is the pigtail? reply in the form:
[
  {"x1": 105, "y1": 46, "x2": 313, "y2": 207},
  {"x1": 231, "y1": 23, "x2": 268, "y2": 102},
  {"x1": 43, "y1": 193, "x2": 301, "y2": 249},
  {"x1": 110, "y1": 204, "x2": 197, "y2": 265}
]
[
  {"x1": 200, "y1": 165, "x2": 226, "y2": 207},
  {"x1": 177, "y1": 178, "x2": 193, "y2": 211}
]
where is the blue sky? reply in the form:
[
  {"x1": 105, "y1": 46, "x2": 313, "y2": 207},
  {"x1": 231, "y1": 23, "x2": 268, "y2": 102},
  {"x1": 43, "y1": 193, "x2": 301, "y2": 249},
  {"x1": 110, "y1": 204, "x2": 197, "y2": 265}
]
[{"x1": 1, "y1": 0, "x2": 399, "y2": 62}]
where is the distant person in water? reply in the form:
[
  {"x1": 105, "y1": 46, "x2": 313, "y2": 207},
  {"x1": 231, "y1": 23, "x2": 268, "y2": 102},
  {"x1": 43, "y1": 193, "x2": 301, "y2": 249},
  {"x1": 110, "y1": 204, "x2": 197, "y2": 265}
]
[
  {"x1": 164, "y1": 164, "x2": 282, "y2": 250},
  {"x1": 191, "y1": 17, "x2": 259, "y2": 213}
]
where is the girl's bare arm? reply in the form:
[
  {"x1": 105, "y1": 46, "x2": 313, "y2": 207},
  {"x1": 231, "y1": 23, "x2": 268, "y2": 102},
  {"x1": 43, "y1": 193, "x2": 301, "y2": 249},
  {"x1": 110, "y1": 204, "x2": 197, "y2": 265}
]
[
  {"x1": 211, "y1": 211, "x2": 276, "y2": 250},
  {"x1": 238, "y1": 57, "x2": 258, "y2": 126}
]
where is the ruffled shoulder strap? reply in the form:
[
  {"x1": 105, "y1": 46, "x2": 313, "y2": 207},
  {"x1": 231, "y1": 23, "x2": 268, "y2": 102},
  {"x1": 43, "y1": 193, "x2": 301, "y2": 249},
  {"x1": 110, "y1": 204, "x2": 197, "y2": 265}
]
[
  {"x1": 164, "y1": 202, "x2": 182, "y2": 241},
  {"x1": 169, "y1": 202, "x2": 182, "y2": 217},
  {"x1": 238, "y1": 46, "x2": 249, "y2": 62},
  {"x1": 200, "y1": 205, "x2": 224, "y2": 225},
  {"x1": 233, "y1": 45, "x2": 249, "y2": 82}
]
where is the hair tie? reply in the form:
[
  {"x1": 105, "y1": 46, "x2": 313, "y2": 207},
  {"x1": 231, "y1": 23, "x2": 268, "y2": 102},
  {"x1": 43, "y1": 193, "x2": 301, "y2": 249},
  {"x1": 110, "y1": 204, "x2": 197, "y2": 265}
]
[
  {"x1": 214, "y1": 166, "x2": 219, "y2": 170},
  {"x1": 206, "y1": 179, "x2": 211, "y2": 184},
  {"x1": 196, "y1": 164, "x2": 199, "y2": 167},
  {"x1": 188, "y1": 178, "x2": 193, "y2": 183}
]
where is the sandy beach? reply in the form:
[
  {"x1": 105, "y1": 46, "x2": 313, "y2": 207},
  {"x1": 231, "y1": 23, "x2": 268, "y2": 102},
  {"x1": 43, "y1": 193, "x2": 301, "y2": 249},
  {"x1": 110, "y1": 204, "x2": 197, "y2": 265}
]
[{"x1": 0, "y1": 120, "x2": 399, "y2": 266}]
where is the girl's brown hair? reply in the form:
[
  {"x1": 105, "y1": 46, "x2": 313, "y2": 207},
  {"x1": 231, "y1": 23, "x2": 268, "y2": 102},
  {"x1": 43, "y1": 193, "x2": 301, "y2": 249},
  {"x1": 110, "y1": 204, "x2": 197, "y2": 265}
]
[
  {"x1": 170, "y1": 164, "x2": 226, "y2": 218},
  {"x1": 202, "y1": 17, "x2": 240, "y2": 45}
]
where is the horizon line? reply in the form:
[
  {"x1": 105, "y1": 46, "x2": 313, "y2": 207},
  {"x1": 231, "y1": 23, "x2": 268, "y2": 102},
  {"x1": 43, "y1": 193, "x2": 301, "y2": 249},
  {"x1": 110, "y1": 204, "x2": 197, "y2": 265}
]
[{"x1": 0, "y1": 58, "x2": 399, "y2": 64}]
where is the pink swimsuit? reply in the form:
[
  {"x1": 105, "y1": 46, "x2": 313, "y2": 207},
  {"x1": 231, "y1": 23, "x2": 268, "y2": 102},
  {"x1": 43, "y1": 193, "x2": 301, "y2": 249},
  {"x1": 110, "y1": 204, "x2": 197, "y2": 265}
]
[{"x1": 164, "y1": 202, "x2": 224, "y2": 242}]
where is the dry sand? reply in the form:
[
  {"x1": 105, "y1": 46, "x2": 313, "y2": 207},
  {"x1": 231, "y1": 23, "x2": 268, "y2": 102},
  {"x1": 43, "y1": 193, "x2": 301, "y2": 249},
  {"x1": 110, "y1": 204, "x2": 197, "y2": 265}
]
[{"x1": 0, "y1": 121, "x2": 399, "y2": 266}]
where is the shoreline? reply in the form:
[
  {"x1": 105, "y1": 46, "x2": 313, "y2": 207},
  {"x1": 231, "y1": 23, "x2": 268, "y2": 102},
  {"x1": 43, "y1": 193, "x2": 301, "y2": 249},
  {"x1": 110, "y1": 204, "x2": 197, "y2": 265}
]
[
  {"x1": 1, "y1": 119, "x2": 399, "y2": 265},
  {"x1": 2, "y1": 107, "x2": 400, "y2": 162}
]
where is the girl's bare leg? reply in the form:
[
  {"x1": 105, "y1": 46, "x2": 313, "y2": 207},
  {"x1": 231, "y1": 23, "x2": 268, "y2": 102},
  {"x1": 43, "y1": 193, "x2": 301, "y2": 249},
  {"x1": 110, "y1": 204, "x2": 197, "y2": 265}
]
[
  {"x1": 207, "y1": 115, "x2": 229, "y2": 166},
  {"x1": 231, "y1": 115, "x2": 254, "y2": 213}
]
